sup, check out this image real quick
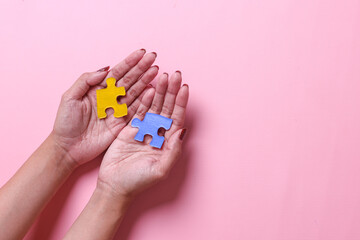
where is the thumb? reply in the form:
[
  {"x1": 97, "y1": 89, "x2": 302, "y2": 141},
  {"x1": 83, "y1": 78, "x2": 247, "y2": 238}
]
[
  {"x1": 66, "y1": 66, "x2": 110, "y2": 99},
  {"x1": 161, "y1": 128, "x2": 187, "y2": 172}
]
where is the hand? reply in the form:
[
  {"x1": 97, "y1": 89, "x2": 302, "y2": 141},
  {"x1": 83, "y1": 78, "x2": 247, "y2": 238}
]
[
  {"x1": 97, "y1": 71, "x2": 189, "y2": 198},
  {"x1": 52, "y1": 49, "x2": 159, "y2": 166}
]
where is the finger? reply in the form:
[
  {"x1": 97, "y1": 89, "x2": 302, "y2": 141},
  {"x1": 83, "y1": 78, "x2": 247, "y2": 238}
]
[
  {"x1": 149, "y1": 73, "x2": 168, "y2": 114},
  {"x1": 120, "y1": 66, "x2": 158, "y2": 106},
  {"x1": 116, "y1": 52, "x2": 157, "y2": 90},
  {"x1": 65, "y1": 70, "x2": 109, "y2": 100},
  {"x1": 131, "y1": 88, "x2": 155, "y2": 122},
  {"x1": 159, "y1": 128, "x2": 187, "y2": 176},
  {"x1": 101, "y1": 49, "x2": 146, "y2": 86},
  {"x1": 122, "y1": 86, "x2": 154, "y2": 123},
  {"x1": 160, "y1": 71, "x2": 182, "y2": 118},
  {"x1": 104, "y1": 85, "x2": 153, "y2": 134},
  {"x1": 166, "y1": 84, "x2": 189, "y2": 137}
]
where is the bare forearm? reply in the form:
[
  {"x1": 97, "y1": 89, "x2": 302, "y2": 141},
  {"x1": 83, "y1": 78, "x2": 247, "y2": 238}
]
[
  {"x1": 64, "y1": 184, "x2": 130, "y2": 240},
  {"x1": 0, "y1": 133, "x2": 76, "y2": 240}
]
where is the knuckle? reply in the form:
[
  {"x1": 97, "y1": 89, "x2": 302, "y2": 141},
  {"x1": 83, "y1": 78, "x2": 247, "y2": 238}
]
[
  {"x1": 61, "y1": 91, "x2": 70, "y2": 101},
  {"x1": 127, "y1": 104, "x2": 137, "y2": 114},
  {"x1": 172, "y1": 119, "x2": 182, "y2": 127},
  {"x1": 124, "y1": 56, "x2": 133, "y2": 68},
  {"x1": 110, "y1": 67, "x2": 122, "y2": 78},
  {"x1": 80, "y1": 72, "x2": 91, "y2": 79},
  {"x1": 161, "y1": 105, "x2": 172, "y2": 115},
  {"x1": 122, "y1": 75, "x2": 132, "y2": 85},
  {"x1": 137, "y1": 61, "x2": 148, "y2": 72},
  {"x1": 137, "y1": 108, "x2": 146, "y2": 117},
  {"x1": 138, "y1": 72, "x2": 146, "y2": 82},
  {"x1": 172, "y1": 113, "x2": 185, "y2": 126},
  {"x1": 128, "y1": 89, "x2": 138, "y2": 98},
  {"x1": 151, "y1": 102, "x2": 160, "y2": 112}
]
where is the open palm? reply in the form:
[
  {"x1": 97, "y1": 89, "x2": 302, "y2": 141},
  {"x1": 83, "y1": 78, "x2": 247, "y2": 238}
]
[
  {"x1": 53, "y1": 49, "x2": 159, "y2": 166},
  {"x1": 98, "y1": 72, "x2": 189, "y2": 197}
]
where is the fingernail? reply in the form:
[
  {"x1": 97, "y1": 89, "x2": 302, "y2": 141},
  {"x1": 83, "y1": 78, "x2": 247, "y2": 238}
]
[
  {"x1": 153, "y1": 65, "x2": 159, "y2": 70},
  {"x1": 163, "y1": 72, "x2": 168, "y2": 76},
  {"x1": 151, "y1": 52, "x2": 157, "y2": 57},
  {"x1": 140, "y1": 48, "x2": 146, "y2": 53},
  {"x1": 175, "y1": 70, "x2": 182, "y2": 75},
  {"x1": 97, "y1": 66, "x2": 110, "y2": 72},
  {"x1": 179, "y1": 128, "x2": 187, "y2": 140},
  {"x1": 183, "y1": 84, "x2": 189, "y2": 88}
]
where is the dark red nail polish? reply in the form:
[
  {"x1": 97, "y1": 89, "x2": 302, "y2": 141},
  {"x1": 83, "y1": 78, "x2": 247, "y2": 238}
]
[
  {"x1": 176, "y1": 70, "x2": 182, "y2": 75},
  {"x1": 153, "y1": 65, "x2": 159, "y2": 70},
  {"x1": 97, "y1": 66, "x2": 110, "y2": 72},
  {"x1": 163, "y1": 72, "x2": 169, "y2": 76},
  {"x1": 151, "y1": 52, "x2": 157, "y2": 57},
  {"x1": 179, "y1": 128, "x2": 187, "y2": 140},
  {"x1": 140, "y1": 48, "x2": 146, "y2": 53},
  {"x1": 183, "y1": 84, "x2": 189, "y2": 88}
]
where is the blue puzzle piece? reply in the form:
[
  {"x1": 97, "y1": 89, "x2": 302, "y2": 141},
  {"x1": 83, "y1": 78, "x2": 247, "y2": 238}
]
[{"x1": 131, "y1": 113, "x2": 173, "y2": 149}]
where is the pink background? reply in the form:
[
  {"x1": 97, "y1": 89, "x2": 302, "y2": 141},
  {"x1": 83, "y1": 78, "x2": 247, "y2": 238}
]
[{"x1": 1, "y1": 0, "x2": 360, "y2": 239}]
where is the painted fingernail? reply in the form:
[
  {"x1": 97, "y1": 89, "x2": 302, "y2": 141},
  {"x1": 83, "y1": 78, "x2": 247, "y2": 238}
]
[
  {"x1": 179, "y1": 128, "x2": 187, "y2": 140},
  {"x1": 175, "y1": 70, "x2": 182, "y2": 75},
  {"x1": 97, "y1": 66, "x2": 110, "y2": 72},
  {"x1": 163, "y1": 72, "x2": 169, "y2": 76},
  {"x1": 183, "y1": 84, "x2": 189, "y2": 88},
  {"x1": 140, "y1": 48, "x2": 146, "y2": 53},
  {"x1": 153, "y1": 65, "x2": 159, "y2": 70},
  {"x1": 151, "y1": 52, "x2": 157, "y2": 57}
]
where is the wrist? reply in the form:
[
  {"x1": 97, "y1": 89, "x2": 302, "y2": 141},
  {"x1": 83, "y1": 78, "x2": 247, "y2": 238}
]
[
  {"x1": 63, "y1": 183, "x2": 130, "y2": 239},
  {"x1": 46, "y1": 132, "x2": 78, "y2": 173},
  {"x1": 90, "y1": 184, "x2": 131, "y2": 220},
  {"x1": 95, "y1": 181, "x2": 133, "y2": 209}
]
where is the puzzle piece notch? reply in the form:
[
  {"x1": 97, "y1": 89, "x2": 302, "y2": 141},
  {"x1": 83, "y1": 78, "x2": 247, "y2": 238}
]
[
  {"x1": 96, "y1": 77, "x2": 127, "y2": 119},
  {"x1": 131, "y1": 113, "x2": 173, "y2": 149}
]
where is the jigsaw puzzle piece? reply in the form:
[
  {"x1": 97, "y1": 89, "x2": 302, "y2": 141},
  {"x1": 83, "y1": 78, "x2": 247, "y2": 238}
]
[
  {"x1": 96, "y1": 77, "x2": 127, "y2": 119},
  {"x1": 131, "y1": 113, "x2": 173, "y2": 149}
]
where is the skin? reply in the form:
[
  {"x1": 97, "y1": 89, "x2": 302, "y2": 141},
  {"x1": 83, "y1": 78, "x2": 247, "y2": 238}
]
[
  {"x1": 64, "y1": 72, "x2": 189, "y2": 239},
  {"x1": 54, "y1": 49, "x2": 158, "y2": 166},
  {"x1": 0, "y1": 49, "x2": 189, "y2": 240}
]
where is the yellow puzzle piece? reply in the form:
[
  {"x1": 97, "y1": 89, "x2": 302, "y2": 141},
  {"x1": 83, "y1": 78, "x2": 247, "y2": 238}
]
[{"x1": 96, "y1": 77, "x2": 127, "y2": 119}]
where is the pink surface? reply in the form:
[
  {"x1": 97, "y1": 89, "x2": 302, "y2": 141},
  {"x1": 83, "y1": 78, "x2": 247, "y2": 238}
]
[{"x1": 1, "y1": 0, "x2": 360, "y2": 239}]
